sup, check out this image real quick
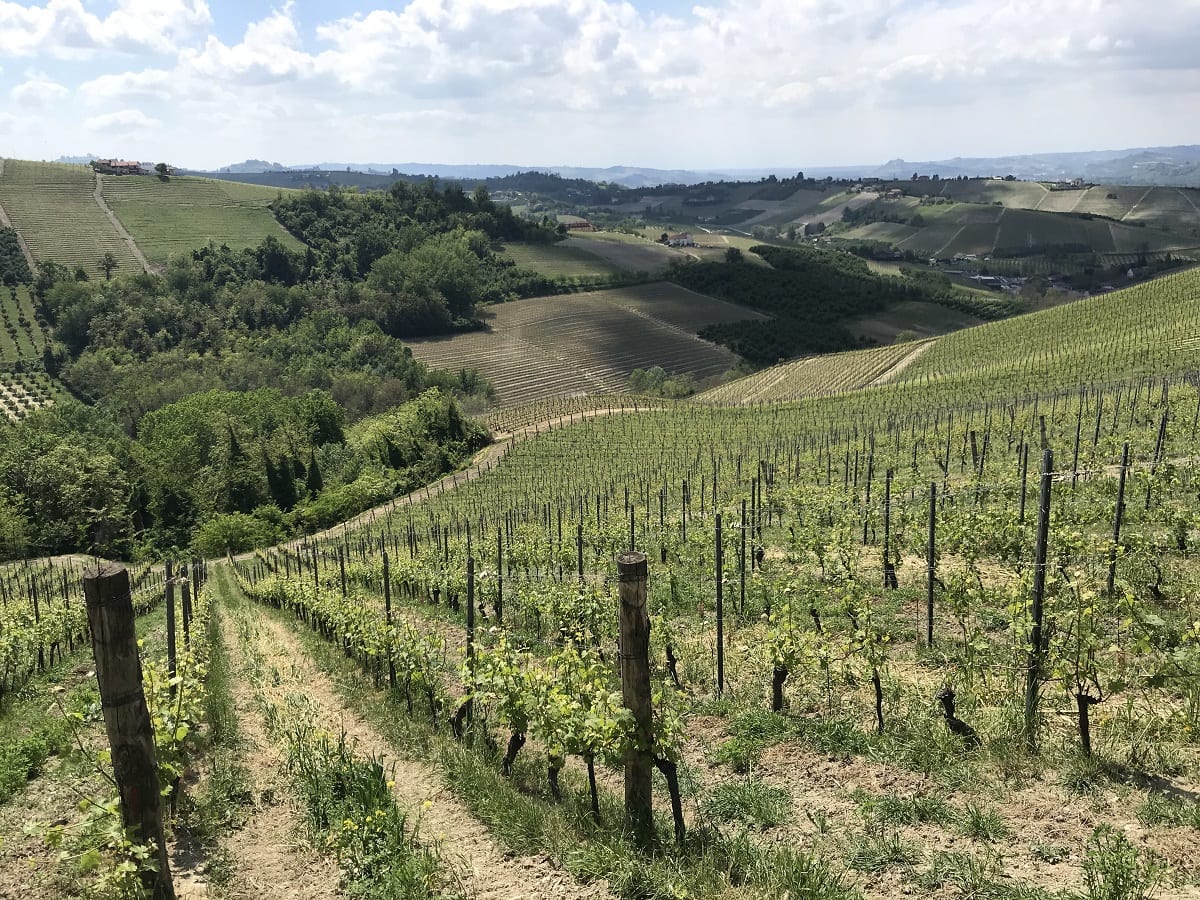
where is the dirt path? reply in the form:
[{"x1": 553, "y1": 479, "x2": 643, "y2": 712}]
[
  {"x1": 868, "y1": 339, "x2": 934, "y2": 386},
  {"x1": 0, "y1": 160, "x2": 37, "y2": 274},
  {"x1": 92, "y1": 173, "x2": 150, "y2": 272},
  {"x1": 1121, "y1": 186, "x2": 1155, "y2": 222},
  {"x1": 219, "y1": 571, "x2": 608, "y2": 900},
  {"x1": 214, "y1": 600, "x2": 341, "y2": 900}
]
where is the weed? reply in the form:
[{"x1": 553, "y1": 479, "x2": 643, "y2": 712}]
[
  {"x1": 1030, "y1": 841, "x2": 1071, "y2": 864},
  {"x1": 701, "y1": 777, "x2": 792, "y2": 828},
  {"x1": 860, "y1": 791, "x2": 953, "y2": 825},
  {"x1": 845, "y1": 828, "x2": 921, "y2": 872},
  {"x1": 1080, "y1": 825, "x2": 1166, "y2": 900},
  {"x1": 958, "y1": 801, "x2": 1010, "y2": 842},
  {"x1": 1135, "y1": 792, "x2": 1200, "y2": 828}
]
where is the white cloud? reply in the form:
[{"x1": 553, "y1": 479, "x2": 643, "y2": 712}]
[
  {"x1": 11, "y1": 72, "x2": 68, "y2": 107},
  {"x1": 85, "y1": 108, "x2": 161, "y2": 132},
  {"x1": 0, "y1": 0, "x2": 211, "y2": 58},
  {"x1": 4, "y1": 0, "x2": 1200, "y2": 166}
]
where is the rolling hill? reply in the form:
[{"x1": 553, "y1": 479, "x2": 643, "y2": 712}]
[{"x1": 99, "y1": 175, "x2": 304, "y2": 264}]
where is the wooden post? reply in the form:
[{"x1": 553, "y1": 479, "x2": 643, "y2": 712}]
[
  {"x1": 383, "y1": 550, "x2": 397, "y2": 691},
  {"x1": 926, "y1": 482, "x2": 936, "y2": 647},
  {"x1": 715, "y1": 514, "x2": 724, "y2": 696},
  {"x1": 739, "y1": 498, "x2": 747, "y2": 616},
  {"x1": 496, "y1": 529, "x2": 504, "y2": 624},
  {"x1": 1025, "y1": 449, "x2": 1053, "y2": 752},
  {"x1": 1107, "y1": 442, "x2": 1129, "y2": 595},
  {"x1": 882, "y1": 469, "x2": 897, "y2": 589},
  {"x1": 617, "y1": 552, "x2": 653, "y2": 849},
  {"x1": 82, "y1": 564, "x2": 176, "y2": 900},
  {"x1": 164, "y1": 563, "x2": 177, "y2": 699},
  {"x1": 180, "y1": 579, "x2": 191, "y2": 650}
]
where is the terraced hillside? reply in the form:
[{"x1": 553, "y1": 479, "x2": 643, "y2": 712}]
[
  {"x1": 0, "y1": 160, "x2": 141, "y2": 276},
  {"x1": 697, "y1": 340, "x2": 932, "y2": 405},
  {"x1": 405, "y1": 282, "x2": 764, "y2": 406},
  {"x1": 100, "y1": 175, "x2": 305, "y2": 264}
]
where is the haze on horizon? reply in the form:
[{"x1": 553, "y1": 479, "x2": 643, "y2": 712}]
[{"x1": 0, "y1": 0, "x2": 1197, "y2": 171}]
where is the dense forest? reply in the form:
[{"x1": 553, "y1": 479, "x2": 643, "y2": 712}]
[
  {"x1": 671, "y1": 244, "x2": 922, "y2": 363},
  {"x1": 672, "y1": 244, "x2": 1018, "y2": 364},
  {"x1": 0, "y1": 183, "x2": 583, "y2": 560}
]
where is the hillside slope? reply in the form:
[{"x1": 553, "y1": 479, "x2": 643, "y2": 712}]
[
  {"x1": 100, "y1": 175, "x2": 305, "y2": 264},
  {"x1": 0, "y1": 159, "x2": 141, "y2": 276}
]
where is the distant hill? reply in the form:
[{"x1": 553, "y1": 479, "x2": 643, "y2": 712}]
[{"x1": 203, "y1": 145, "x2": 1200, "y2": 188}]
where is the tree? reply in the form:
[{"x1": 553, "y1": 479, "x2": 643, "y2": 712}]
[
  {"x1": 725, "y1": 247, "x2": 744, "y2": 264},
  {"x1": 154, "y1": 163, "x2": 171, "y2": 181},
  {"x1": 99, "y1": 252, "x2": 118, "y2": 281}
]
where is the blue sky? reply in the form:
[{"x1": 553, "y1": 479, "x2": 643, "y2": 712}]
[{"x1": 1, "y1": 0, "x2": 1198, "y2": 170}]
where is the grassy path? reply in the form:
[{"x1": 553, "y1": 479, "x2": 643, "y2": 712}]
[
  {"x1": 212, "y1": 566, "x2": 610, "y2": 900},
  {"x1": 93, "y1": 174, "x2": 150, "y2": 272}
]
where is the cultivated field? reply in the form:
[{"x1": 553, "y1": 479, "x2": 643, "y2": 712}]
[
  {"x1": 697, "y1": 340, "x2": 931, "y2": 404},
  {"x1": 565, "y1": 232, "x2": 691, "y2": 272},
  {"x1": 500, "y1": 240, "x2": 621, "y2": 278},
  {"x1": 100, "y1": 175, "x2": 305, "y2": 264},
  {"x1": 0, "y1": 369, "x2": 64, "y2": 420},
  {"x1": 0, "y1": 160, "x2": 141, "y2": 275},
  {"x1": 405, "y1": 282, "x2": 764, "y2": 405},
  {"x1": 0, "y1": 285, "x2": 50, "y2": 363}
]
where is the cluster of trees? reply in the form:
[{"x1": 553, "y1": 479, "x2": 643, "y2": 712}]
[
  {"x1": 673, "y1": 244, "x2": 928, "y2": 364},
  {"x1": 0, "y1": 387, "x2": 486, "y2": 561},
  {"x1": 626, "y1": 367, "x2": 697, "y2": 398},
  {"x1": 0, "y1": 229, "x2": 30, "y2": 286},
  {"x1": 35, "y1": 249, "x2": 493, "y2": 430},
  {"x1": 841, "y1": 199, "x2": 927, "y2": 229}
]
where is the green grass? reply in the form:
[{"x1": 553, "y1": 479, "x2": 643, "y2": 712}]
[
  {"x1": 700, "y1": 778, "x2": 793, "y2": 828},
  {"x1": 101, "y1": 175, "x2": 305, "y2": 264}
]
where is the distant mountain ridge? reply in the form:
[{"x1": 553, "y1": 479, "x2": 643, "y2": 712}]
[{"x1": 199, "y1": 144, "x2": 1200, "y2": 188}]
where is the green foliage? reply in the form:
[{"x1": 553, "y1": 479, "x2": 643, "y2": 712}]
[
  {"x1": 1080, "y1": 825, "x2": 1166, "y2": 900},
  {"x1": 627, "y1": 366, "x2": 697, "y2": 398},
  {"x1": 192, "y1": 511, "x2": 286, "y2": 557},
  {"x1": 0, "y1": 227, "x2": 31, "y2": 285},
  {"x1": 285, "y1": 727, "x2": 448, "y2": 899}
]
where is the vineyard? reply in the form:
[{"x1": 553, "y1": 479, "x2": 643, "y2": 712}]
[
  {"x1": 697, "y1": 340, "x2": 933, "y2": 405},
  {"x1": 405, "y1": 283, "x2": 762, "y2": 406},
  {"x1": 500, "y1": 241, "x2": 623, "y2": 279},
  {"x1": 0, "y1": 160, "x2": 141, "y2": 276},
  {"x1": 99, "y1": 175, "x2": 305, "y2": 265},
  {"x1": 4, "y1": 227, "x2": 1200, "y2": 899}
]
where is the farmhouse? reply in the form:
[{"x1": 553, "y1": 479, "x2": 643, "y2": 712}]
[
  {"x1": 666, "y1": 232, "x2": 695, "y2": 247},
  {"x1": 91, "y1": 159, "x2": 145, "y2": 176}
]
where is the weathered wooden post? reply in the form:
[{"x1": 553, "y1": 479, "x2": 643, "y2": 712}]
[
  {"x1": 926, "y1": 482, "x2": 937, "y2": 647},
  {"x1": 715, "y1": 514, "x2": 724, "y2": 696},
  {"x1": 1107, "y1": 442, "x2": 1130, "y2": 595},
  {"x1": 82, "y1": 563, "x2": 176, "y2": 900},
  {"x1": 382, "y1": 549, "x2": 397, "y2": 691},
  {"x1": 1025, "y1": 449, "x2": 1053, "y2": 752},
  {"x1": 617, "y1": 551, "x2": 654, "y2": 849},
  {"x1": 180, "y1": 578, "x2": 191, "y2": 650},
  {"x1": 164, "y1": 562, "x2": 177, "y2": 699}
]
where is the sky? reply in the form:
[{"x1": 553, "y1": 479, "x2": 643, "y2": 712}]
[{"x1": 0, "y1": 0, "x2": 1198, "y2": 170}]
